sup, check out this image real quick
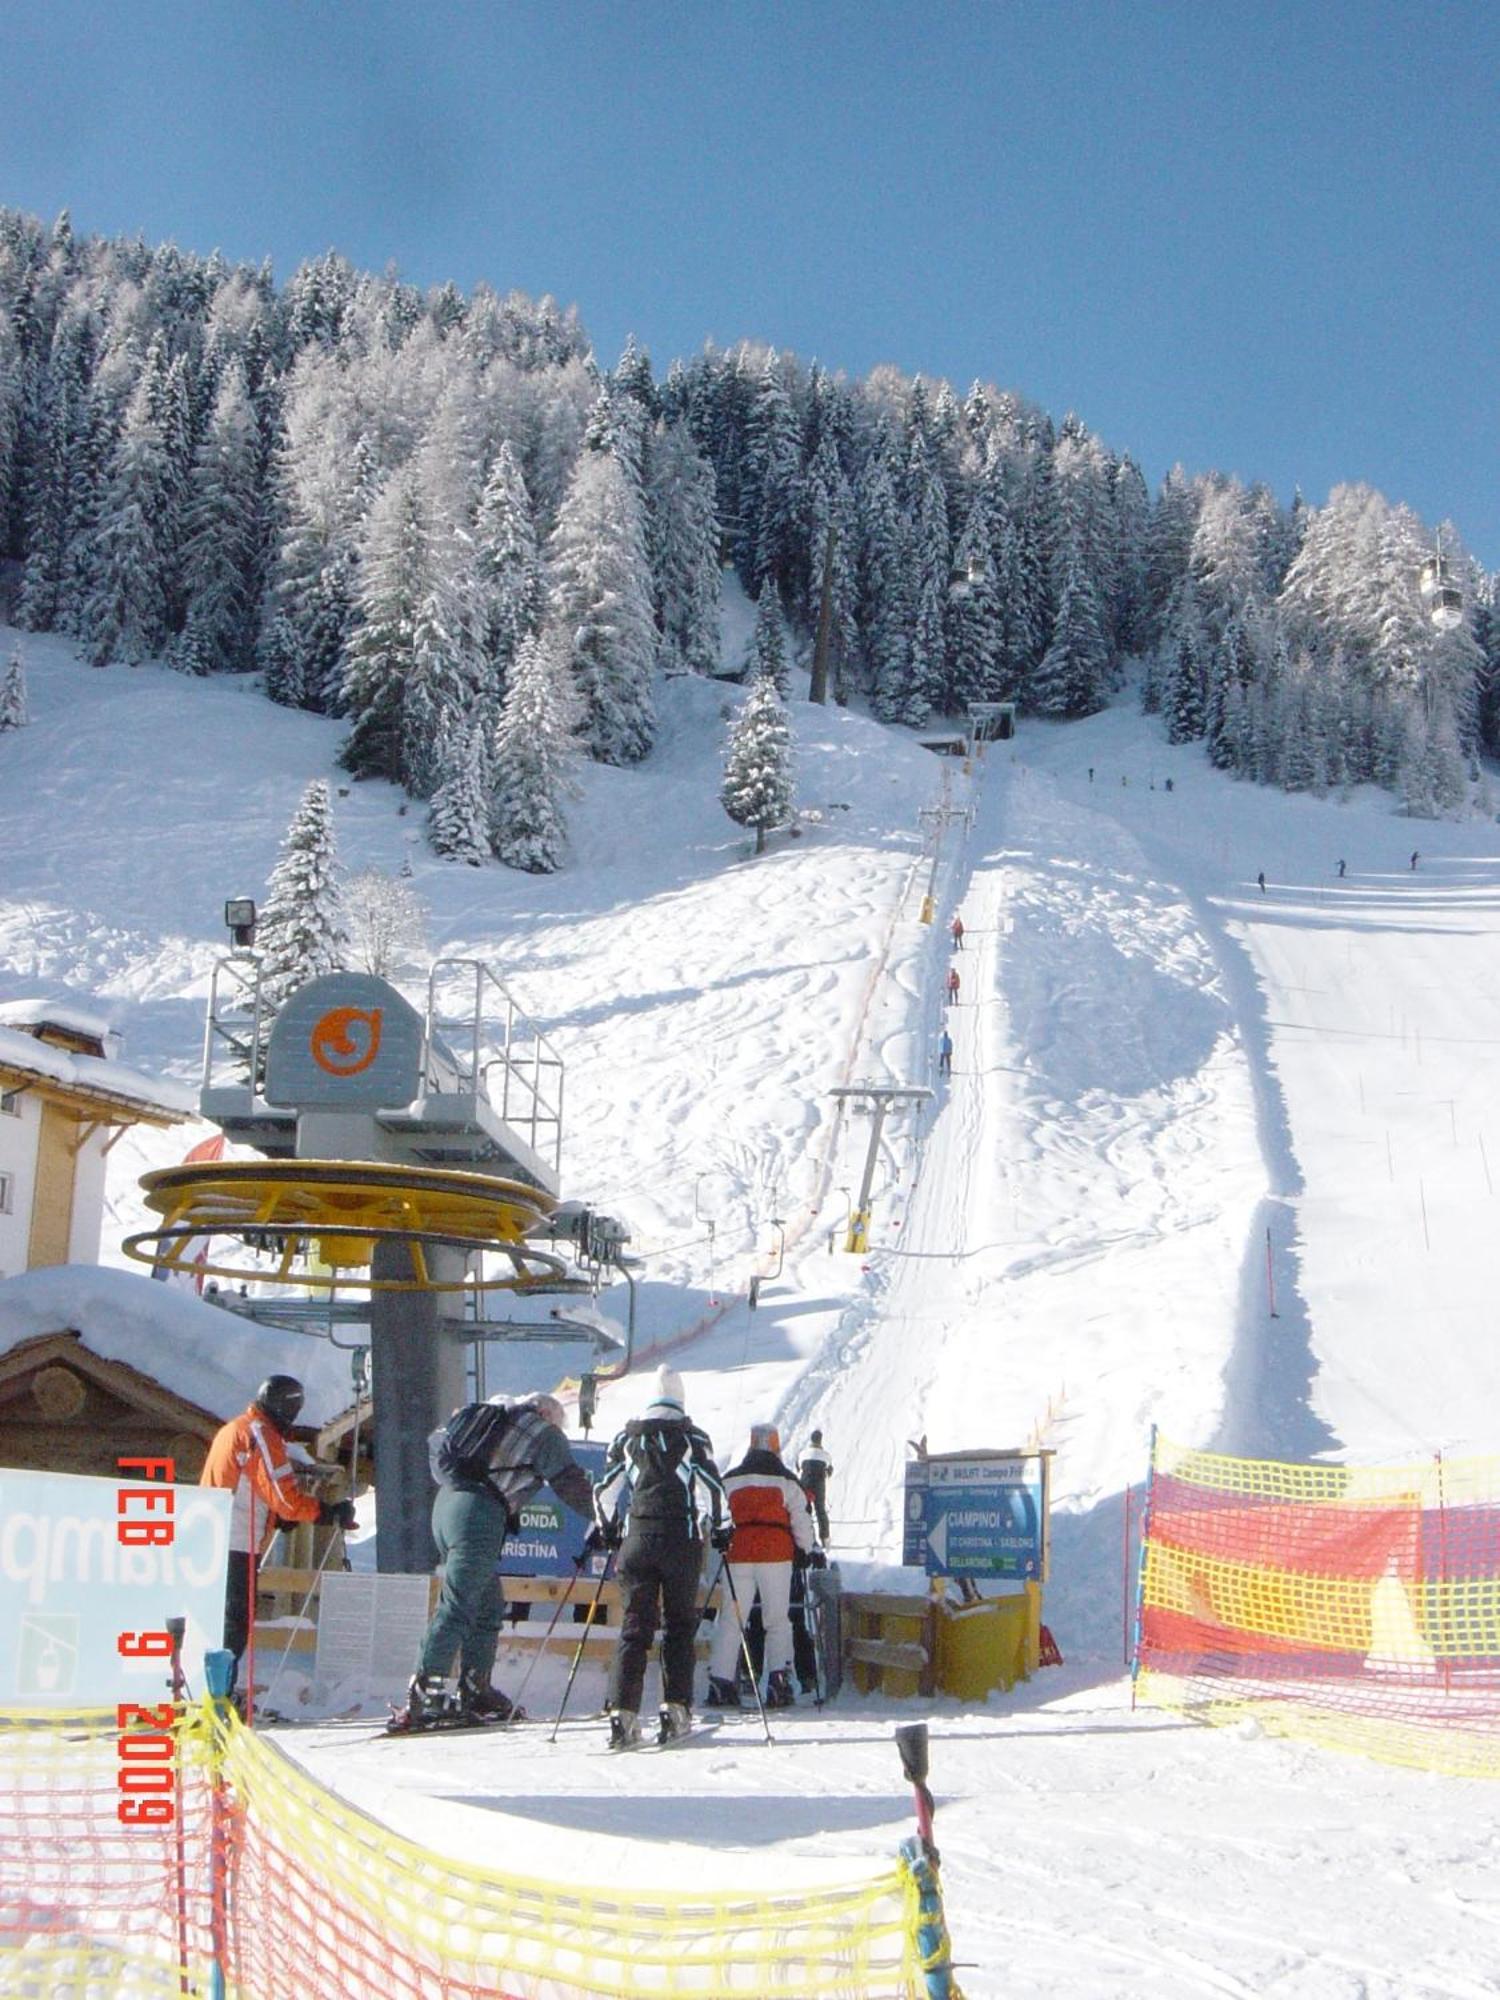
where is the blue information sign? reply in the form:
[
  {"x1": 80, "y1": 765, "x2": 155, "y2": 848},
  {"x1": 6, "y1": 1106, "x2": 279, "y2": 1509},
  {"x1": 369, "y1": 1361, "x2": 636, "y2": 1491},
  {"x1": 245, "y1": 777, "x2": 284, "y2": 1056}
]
[
  {"x1": 502, "y1": 1440, "x2": 609, "y2": 1579},
  {"x1": 902, "y1": 1449, "x2": 1050, "y2": 1580}
]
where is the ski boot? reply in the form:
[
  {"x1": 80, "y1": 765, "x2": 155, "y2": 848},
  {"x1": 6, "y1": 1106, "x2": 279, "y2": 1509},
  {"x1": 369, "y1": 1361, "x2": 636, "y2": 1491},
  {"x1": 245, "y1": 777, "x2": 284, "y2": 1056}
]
[
  {"x1": 608, "y1": 1709, "x2": 643, "y2": 1751},
  {"x1": 392, "y1": 1673, "x2": 457, "y2": 1731},
  {"x1": 658, "y1": 1701, "x2": 692, "y2": 1745},
  {"x1": 765, "y1": 1669, "x2": 796, "y2": 1709},
  {"x1": 704, "y1": 1675, "x2": 741, "y2": 1709},
  {"x1": 459, "y1": 1671, "x2": 521, "y2": 1723}
]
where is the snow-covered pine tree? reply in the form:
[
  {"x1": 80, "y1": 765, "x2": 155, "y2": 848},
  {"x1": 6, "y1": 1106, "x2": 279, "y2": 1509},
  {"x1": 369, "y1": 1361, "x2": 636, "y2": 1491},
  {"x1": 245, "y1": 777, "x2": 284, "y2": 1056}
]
[
  {"x1": 257, "y1": 780, "x2": 347, "y2": 1007},
  {"x1": 0, "y1": 648, "x2": 27, "y2": 731},
  {"x1": 944, "y1": 498, "x2": 1003, "y2": 706},
  {"x1": 81, "y1": 342, "x2": 176, "y2": 664},
  {"x1": 173, "y1": 358, "x2": 261, "y2": 674},
  {"x1": 488, "y1": 628, "x2": 580, "y2": 873},
  {"x1": 15, "y1": 308, "x2": 97, "y2": 632},
  {"x1": 647, "y1": 419, "x2": 721, "y2": 676},
  {"x1": 1033, "y1": 561, "x2": 1109, "y2": 719},
  {"x1": 428, "y1": 720, "x2": 490, "y2": 865},
  {"x1": 405, "y1": 393, "x2": 485, "y2": 799},
  {"x1": 261, "y1": 348, "x2": 371, "y2": 712},
  {"x1": 902, "y1": 427, "x2": 951, "y2": 724},
  {"x1": 473, "y1": 439, "x2": 544, "y2": 703},
  {"x1": 721, "y1": 671, "x2": 793, "y2": 855},
  {"x1": 747, "y1": 585, "x2": 789, "y2": 694},
  {"x1": 340, "y1": 466, "x2": 426, "y2": 783},
  {"x1": 545, "y1": 445, "x2": 656, "y2": 765},
  {"x1": 857, "y1": 446, "x2": 911, "y2": 722}
]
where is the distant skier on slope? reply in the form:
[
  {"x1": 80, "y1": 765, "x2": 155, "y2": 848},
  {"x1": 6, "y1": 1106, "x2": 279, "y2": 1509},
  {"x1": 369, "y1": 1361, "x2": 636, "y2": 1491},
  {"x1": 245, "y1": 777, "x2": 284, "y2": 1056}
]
[
  {"x1": 592, "y1": 1367, "x2": 727, "y2": 1749},
  {"x1": 397, "y1": 1394, "x2": 593, "y2": 1730},
  {"x1": 950, "y1": 914, "x2": 964, "y2": 950},
  {"x1": 946, "y1": 967, "x2": 961, "y2": 1004},
  {"x1": 938, "y1": 1028, "x2": 954, "y2": 1077},
  {"x1": 707, "y1": 1424, "x2": 818, "y2": 1710}
]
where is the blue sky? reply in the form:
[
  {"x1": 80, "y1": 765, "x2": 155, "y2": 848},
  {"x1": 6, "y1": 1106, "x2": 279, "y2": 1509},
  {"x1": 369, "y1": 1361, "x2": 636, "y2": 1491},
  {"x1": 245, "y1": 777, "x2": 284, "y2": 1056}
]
[{"x1": 4, "y1": 0, "x2": 1497, "y2": 566}]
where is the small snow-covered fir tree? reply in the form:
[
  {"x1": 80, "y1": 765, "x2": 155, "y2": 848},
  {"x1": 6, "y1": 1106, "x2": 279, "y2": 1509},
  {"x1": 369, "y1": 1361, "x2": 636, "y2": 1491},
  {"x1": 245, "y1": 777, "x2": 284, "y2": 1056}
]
[
  {"x1": 747, "y1": 586, "x2": 788, "y2": 694},
  {"x1": 721, "y1": 673, "x2": 793, "y2": 855},
  {"x1": 257, "y1": 780, "x2": 347, "y2": 1006},
  {"x1": 428, "y1": 721, "x2": 491, "y2": 866},
  {"x1": 489, "y1": 629, "x2": 581, "y2": 874},
  {"x1": 0, "y1": 649, "x2": 28, "y2": 732}
]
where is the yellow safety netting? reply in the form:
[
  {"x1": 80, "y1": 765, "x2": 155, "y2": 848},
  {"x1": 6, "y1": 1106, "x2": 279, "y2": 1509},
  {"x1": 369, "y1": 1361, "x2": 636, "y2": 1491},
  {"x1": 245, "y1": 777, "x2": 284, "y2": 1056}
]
[{"x1": 2, "y1": 1704, "x2": 933, "y2": 1998}]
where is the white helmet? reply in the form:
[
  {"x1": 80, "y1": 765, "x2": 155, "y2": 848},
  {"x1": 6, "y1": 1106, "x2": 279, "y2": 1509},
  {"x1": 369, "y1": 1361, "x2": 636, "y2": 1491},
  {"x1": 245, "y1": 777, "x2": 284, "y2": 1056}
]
[{"x1": 654, "y1": 1366, "x2": 685, "y2": 1410}]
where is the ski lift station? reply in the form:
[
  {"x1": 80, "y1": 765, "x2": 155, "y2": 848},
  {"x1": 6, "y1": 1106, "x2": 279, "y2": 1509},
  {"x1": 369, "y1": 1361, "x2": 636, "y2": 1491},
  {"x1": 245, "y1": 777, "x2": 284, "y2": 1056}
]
[{"x1": 123, "y1": 948, "x2": 632, "y2": 1570}]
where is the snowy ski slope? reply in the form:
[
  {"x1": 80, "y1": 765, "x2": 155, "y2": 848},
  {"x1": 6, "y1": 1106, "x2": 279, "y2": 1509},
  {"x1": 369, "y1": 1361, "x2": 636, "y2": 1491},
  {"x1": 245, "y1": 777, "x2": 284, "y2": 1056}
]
[{"x1": 4, "y1": 625, "x2": 1500, "y2": 1993}]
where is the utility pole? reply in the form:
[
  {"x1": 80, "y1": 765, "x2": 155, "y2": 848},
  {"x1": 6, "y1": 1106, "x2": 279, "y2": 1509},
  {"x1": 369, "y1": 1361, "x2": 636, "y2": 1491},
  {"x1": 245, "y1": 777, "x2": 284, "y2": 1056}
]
[
  {"x1": 809, "y1": 523, "x2": 835, "y2": 705},
  {"x1": 829, "y1": 1083, "x2": 933, "y2": 1252}
]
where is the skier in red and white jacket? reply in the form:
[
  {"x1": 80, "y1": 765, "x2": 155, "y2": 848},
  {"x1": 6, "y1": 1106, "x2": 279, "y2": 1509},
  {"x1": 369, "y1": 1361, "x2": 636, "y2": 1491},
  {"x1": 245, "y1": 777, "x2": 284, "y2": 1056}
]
[{"x1": 706, "y1": 1424, "x2": 818, "y2": 1708}]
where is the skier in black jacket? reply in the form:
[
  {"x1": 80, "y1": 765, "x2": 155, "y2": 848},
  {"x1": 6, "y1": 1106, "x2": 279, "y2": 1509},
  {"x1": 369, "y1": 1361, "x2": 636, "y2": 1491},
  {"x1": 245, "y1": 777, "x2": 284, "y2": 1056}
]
[{"x1": 590, "y1": 1366, "x2": 727, "y2": 1749}]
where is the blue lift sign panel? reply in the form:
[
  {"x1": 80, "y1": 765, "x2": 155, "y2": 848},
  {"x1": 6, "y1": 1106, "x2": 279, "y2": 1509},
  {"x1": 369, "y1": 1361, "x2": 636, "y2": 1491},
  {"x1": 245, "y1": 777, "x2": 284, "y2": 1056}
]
[
  {"x1": 902, "y1": 1449, "x2": 1051, "y2": 1580},
  {"x1": 502, "y1": 1440, "x2": 608, "y2": 1578}
]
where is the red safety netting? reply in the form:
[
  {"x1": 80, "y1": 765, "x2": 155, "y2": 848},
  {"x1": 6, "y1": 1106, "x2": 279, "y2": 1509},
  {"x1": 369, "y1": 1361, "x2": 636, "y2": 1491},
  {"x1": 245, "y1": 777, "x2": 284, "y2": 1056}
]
[{"x1": 1134, "y1": 1438, "x2": 1500, "y2": 1775}]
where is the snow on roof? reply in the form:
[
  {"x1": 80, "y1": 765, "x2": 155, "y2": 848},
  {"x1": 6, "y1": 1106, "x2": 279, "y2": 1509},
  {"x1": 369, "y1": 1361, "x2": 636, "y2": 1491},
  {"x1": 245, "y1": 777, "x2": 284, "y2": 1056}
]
[
  {"x1": 0, "y1": 996, "x2": 120, "y2": 1049},
  {"x1": 0, "y1": 1264, "x2": 357, "y2": 1427},
  {"x1": 0, "y1": 1022, "x2": 194, "y2": 1119}
]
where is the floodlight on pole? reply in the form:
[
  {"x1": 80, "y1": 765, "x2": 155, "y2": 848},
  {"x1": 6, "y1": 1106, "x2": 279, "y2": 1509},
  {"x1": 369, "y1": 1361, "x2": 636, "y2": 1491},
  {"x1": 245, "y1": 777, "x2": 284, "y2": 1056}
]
[{"x1": 224, "y1": 898, "x2": 257, "y2": 950}]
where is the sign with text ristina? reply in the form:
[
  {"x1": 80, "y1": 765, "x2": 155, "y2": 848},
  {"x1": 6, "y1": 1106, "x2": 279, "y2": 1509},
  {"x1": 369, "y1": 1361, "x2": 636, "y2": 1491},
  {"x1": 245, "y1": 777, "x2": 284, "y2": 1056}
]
[
  {"x1": 0, "y1": 1466, "x2": 231, "y2": 1705},
  {"x1": 902, "y1": 1448, "x2": 1052, "y2": 1581}
]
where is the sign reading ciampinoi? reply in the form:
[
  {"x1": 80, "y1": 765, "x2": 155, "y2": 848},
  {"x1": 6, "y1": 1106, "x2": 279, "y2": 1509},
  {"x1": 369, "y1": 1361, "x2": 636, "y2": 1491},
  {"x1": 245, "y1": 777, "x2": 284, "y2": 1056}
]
[
  {"x1": 902, "y1": 1448, "x2": 1052, "y2": 1581},
  {"x1": 0, "y1": 1467, "x2": 230, "y2": 1704}
]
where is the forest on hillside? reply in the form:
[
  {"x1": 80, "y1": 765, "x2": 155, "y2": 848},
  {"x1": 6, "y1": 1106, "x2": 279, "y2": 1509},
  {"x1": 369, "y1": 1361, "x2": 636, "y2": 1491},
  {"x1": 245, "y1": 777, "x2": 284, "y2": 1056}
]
[{"x1": 1, "y1": 204, "x2": 1496, "y2": 868}]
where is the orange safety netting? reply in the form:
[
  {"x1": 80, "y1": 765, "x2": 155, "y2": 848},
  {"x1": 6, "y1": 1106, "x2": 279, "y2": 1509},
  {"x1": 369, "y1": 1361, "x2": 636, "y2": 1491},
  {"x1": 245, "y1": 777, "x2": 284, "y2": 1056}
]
[{"x1": 1133, "y1": 1436, "x2": 1500, "y2": 1776}]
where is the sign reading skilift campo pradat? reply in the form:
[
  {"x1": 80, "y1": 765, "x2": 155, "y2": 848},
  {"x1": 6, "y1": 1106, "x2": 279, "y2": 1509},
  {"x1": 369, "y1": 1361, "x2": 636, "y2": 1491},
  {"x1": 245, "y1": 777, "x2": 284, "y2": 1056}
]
[{"x1": 903, "y1": 1447, "x2": 1052, "y2": 1580}]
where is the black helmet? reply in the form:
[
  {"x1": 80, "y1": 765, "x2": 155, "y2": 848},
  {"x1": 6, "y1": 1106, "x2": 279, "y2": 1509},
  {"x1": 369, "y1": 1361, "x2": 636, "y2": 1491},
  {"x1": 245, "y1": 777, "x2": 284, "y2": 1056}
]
[
  {"x1": 253, "y1": 1375, "x2": 304, "y2": 1428},
  {"x1": 810, "y1": 1429, "x2": 823, "y2": 1445}
]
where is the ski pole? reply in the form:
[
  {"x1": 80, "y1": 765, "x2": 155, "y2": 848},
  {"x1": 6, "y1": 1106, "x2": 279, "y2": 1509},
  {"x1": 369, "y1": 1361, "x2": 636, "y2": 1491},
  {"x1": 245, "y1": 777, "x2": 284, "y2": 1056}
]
[
  {"x1": 258, "y1": 1527, "x2": 346, "y2": 1719},
  {"x1": 550, "y1": 1546, "x2": 617, "y2": 1742},
  {"x1": 510, "y1": 1560, "x2": 587, "y2": 1716},
  {"x1": 718, "y1": 1556, "x2": 774, "y2": 1744}
]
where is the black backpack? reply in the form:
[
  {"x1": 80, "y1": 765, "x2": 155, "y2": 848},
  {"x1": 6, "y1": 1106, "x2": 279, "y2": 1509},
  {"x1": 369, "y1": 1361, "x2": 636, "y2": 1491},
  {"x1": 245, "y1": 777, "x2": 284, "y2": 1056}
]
[{"x1": 430, "y1": 1402, "x2": 509, "y2": 1487}]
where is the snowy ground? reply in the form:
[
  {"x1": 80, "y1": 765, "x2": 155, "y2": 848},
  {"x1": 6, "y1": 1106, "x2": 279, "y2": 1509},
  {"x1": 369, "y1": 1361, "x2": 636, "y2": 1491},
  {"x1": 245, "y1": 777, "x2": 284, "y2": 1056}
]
[{"x1": 5, "y1": 624, "x2": 1500, "y2": 1994}]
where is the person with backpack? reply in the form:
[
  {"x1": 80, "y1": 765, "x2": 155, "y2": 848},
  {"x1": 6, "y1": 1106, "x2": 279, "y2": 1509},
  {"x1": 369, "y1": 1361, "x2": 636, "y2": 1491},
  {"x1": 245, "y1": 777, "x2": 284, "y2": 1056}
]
[
  {"x1": 590, "y1": 1366, "x2": 727, "y2": 1749},
  {"x1": 706, "y1": 1423, "x2": 818, "y2": 1710},
  {"x1": 399, "y1": 1392, "x2": 593, "y2": 1729},
  {"x1": 200, "y1": 1375, "x2": 356, "y2": 1699}
]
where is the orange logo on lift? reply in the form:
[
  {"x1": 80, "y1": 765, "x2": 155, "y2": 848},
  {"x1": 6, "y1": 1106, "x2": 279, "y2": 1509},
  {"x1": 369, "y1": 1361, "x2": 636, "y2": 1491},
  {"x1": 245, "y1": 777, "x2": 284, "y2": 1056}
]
[{"x1": 309, "y1": 1006, "x2": 383, "y2": 1077}]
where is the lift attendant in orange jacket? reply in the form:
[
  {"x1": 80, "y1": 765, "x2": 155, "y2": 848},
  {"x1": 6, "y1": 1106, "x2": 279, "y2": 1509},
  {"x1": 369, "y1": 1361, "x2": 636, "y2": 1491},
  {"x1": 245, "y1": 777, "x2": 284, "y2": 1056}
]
[{"x1": 200, "y1": 1375, "x2": 354, "y2": 1694}]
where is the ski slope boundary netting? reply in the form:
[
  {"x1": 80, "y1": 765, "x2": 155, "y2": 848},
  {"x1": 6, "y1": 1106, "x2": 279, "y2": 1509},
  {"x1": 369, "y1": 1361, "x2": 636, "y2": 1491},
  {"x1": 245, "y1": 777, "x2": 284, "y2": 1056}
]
[
  {"x1": 1133, "y1": 1435, "x2": 1500, "y2": 1777},
  {"x1": 1, "y1": 1702, "x2": 944, "y2": 1998}
]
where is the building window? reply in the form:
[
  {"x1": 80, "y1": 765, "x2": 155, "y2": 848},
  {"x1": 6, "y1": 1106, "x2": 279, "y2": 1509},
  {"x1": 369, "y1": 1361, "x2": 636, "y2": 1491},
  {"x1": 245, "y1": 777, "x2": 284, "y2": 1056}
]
[
  {"x1": 0, "y1": 1089, "x2": 21, "y2": 1116},
  {"x1": 0, "y1": 1172, "x2": 13, "y2": 1214}
]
